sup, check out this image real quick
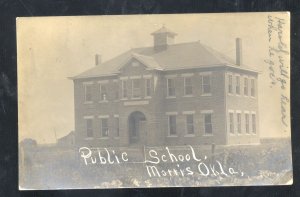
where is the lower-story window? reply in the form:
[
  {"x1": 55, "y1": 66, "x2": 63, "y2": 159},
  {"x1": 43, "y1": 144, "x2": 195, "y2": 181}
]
[
  {"x1": 245, "y1": 113, "x2": 250, "y2": 134},
  {"x1": 168, "y1": 115, "x2": 177, "y2": 136},
  {"x1": 115, "y1": 117, "x2": 119, "y2": 137},
  {"x1": 101, "y1": 118, "x2": 109, "y2": 137},
  {"x1": 252, "y1": 114, "x2": 256, "y2": 134},
  {"x1": 237, "y1": 113, "x2": 242, "y2": 134},
  {"x1": 229, "y1": 112, "x2": 234, "y2": 134},
  {"x1": 204, "y1": 113, "x2": 213, "y2": 135},
  {"x1": 86, "y1": 119, "x2": 93, "y2": 137},
  {"x1": 186, "y1": 114, "x2": 194, "y2": 134}
]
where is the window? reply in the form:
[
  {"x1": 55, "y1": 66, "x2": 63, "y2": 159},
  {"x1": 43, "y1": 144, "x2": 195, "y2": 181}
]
[
  {"x1": 186, "y1": 114, "x2": 194, "y2": 134},
  {"x1": 86, "y1": 119, "x2": 93, "y2": 137},
  {"x1": 168, "y1": 115, "x2": 177, "y2": 136},
  {"x1": 121, "y1": 80, "x2": 128, "y2": 99},
  {"x1": 85, "y1": 84, "x2": 93, "y2": 102},
  {"x1": 167, "y1": 78, "x2": 176, "y2": 97},
  {"x1": 114, "y1": 91, "x2": 119, "y2": 100},
  {"x1": 229, "y1": 112, "x2": 234, "y2": 134},
  {"x1": 202, "y1": 75, "x2": 211, "y2": 94},
  {"x1": 101, "y1": 118, "x2": 109, "y2": 137},
  {"x1": 132, "y1": 61, "x2": 139, "y2": 67},
  {"x1": 115, "y1": 117, "x2": 119, "y2": 137},
  {"x1": 145, "y1": 78, "x2": 151, "y2": 97},
  {"x1": 252, "y1": 114, "x2": 256, "y2": 134},
  {"x1": 184, "y1": 77, "x2": 193, "y2": 96},
  {"x1": 204, "y1": 113, "x2": 213, "y2": 135},
  {"x1": 236, "y1": 76, "x2": 240, "y2": 95},
  {"x1": 228, "y1": 75, "x2": 233, "y2": 94},
  {"x1": 245, "y1": 113, "x2": 250, "y2": 134},
  {"x1": 237, "y1": 113, "x2": 242, "y2": 134},
  {"x1": 99, "y1": 84, "x2": 107, "y2": 101},
  {"x1": 251, "y1": 79, "x2": 255, "y2": 97},
  {"x1": 114, "y1": 81, "x2": 119, "y2": 100},
  {"x1": 244, "y1": 78, "x2": 248, "y2": 96},
  {"x1": 132, "y1": 79, "x2": 141, "y2": 98}
]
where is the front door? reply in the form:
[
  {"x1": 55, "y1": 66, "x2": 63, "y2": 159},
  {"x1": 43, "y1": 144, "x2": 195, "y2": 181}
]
[{"x1": 128, "y1": 111, "x2": 146, "y2": 145}]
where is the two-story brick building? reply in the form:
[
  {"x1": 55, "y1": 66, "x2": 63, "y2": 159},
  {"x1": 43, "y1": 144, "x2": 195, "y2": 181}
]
[{"x1": 71, "y1": 26, "x2": 260, "y2": 147}]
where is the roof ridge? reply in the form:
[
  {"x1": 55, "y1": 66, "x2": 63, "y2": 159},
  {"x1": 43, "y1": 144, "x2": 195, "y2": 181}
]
[
  {"x1": 71, "y1": 40, "x2": 258, "y2": 80},
  {"x1": 131, "y1": 40, "x2": 199, "y2": 51},
  {"x1": 131, "y1": 52, "x2": 151, "y2": 58}
]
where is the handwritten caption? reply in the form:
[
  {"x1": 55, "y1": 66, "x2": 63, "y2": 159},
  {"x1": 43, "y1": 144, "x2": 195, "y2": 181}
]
[
  {"x1": 79, "y1": 146, "x2": 244, "y2": 179},
  {"x1": 265, "y1": 15, "x2": 290, "y2": 130}
]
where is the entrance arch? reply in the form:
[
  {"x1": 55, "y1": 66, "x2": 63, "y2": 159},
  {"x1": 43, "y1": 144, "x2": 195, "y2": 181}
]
[{"x1": 128, "y1": 111, "x2": 147, "y2": 144}]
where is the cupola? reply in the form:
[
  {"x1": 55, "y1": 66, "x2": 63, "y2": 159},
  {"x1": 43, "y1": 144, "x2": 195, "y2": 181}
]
[{"x1": 151, "y1": 25, "x2": 177, "y2": 51}]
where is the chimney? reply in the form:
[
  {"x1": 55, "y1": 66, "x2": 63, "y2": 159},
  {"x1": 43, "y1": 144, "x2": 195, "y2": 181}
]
[
  {"x1": 95, "y1": 54, "x2": 101, "y2": 66},
  {"x1": 236, "y1": 38, "x2": 242, "y2": 66}
]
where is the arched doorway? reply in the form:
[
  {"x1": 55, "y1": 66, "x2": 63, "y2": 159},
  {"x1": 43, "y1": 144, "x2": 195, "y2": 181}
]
[{"x1": 128, "y1": 111, "x2": 147, "y2": 144}]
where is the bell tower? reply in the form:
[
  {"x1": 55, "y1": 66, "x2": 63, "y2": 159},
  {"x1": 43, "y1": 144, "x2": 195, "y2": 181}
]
[{"x1": 151, "y1": 25, "x2": 177, "y2": 51}]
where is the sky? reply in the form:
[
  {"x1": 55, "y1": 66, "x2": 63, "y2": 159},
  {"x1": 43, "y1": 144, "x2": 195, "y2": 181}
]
[{"x1": 17, "y1": 13, "x2": 290, "y2": 144}]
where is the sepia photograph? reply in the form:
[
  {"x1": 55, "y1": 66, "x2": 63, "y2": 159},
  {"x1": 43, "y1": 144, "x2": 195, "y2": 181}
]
[{"x1": 17, "y1": 12, "x2": 292, "y2": 189}]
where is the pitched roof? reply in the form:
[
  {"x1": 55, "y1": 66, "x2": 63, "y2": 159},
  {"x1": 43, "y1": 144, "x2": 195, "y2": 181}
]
[
  {"x1": 131, "y1": 53, "x2": 163, "y2": 70},
  {"x1": 72, "y1": 41, "x2": 256, "y2": 79}
]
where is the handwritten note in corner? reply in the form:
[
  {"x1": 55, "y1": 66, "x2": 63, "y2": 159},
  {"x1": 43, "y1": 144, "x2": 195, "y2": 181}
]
[{"x1": 265, "y1": 13, "x2": 290, "y2": 132}]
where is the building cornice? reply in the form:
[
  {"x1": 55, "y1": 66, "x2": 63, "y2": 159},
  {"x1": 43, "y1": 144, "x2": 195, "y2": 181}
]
[{"x1": 69, "y1": 64, "x2": 260, "y2": 81}]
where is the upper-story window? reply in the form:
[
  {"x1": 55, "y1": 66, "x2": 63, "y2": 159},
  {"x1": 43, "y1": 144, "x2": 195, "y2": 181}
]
[
  {"x1": 244, "y1": 78, "x2": 249, "y2": 96},
  {"x1": 167, "y1": 78, "x2": 176, "y2": 97},
  {"x1": 202, "y1": 75, "x2": 211, "y2": 95},
  {"x1": 121, "y1": 80, "x2": 128, "y2": 99},
  {"x1": 132, "y1": 78, "x2": 141, "y2": 98},
  {"x1": 84, "y1": 84, "x2": 93, "y2": 102},
  {"x1": 184, "y1": 77, "x2": 193, "y2": 96},
  {"x1": 145, "y1": 78, "x2": 151, "y2": 97},
  {"x1": 99, "y1": 84, "x2": 107, "y2": 101},
  {"x1": 236, "y1": 76, "x2": 240, "y2": 95},
  {"x1": 113, "y1": 81, "x2": 119, "y2": 100},
  {"x1": 228, "y1": 75, "x2": 233, "y2": 94},
  {"x1": 250, "y1": 79, "x2": 255, "y2": 97}
]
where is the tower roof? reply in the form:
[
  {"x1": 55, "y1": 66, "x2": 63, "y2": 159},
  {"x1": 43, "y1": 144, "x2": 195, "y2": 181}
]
[{"x1": 151, "y1": 25, "x2": 177, "y2": 36}]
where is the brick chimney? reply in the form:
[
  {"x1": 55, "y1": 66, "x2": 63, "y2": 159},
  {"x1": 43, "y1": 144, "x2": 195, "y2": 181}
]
[
  {"x1": 236, "y1": 38, "x2": 242, "y2": 66},
  {"x1": 95, "y1": 54, "x2": 101, "y2": 66},
  {"x1": 151, "y1": 25, "x2": 177, "y2": 52}
]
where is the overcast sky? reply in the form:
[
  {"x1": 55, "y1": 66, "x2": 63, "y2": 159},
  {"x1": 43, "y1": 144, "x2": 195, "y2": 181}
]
[{"x1": 17, "y1": 13, "x2": 290, "y2": 144}]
